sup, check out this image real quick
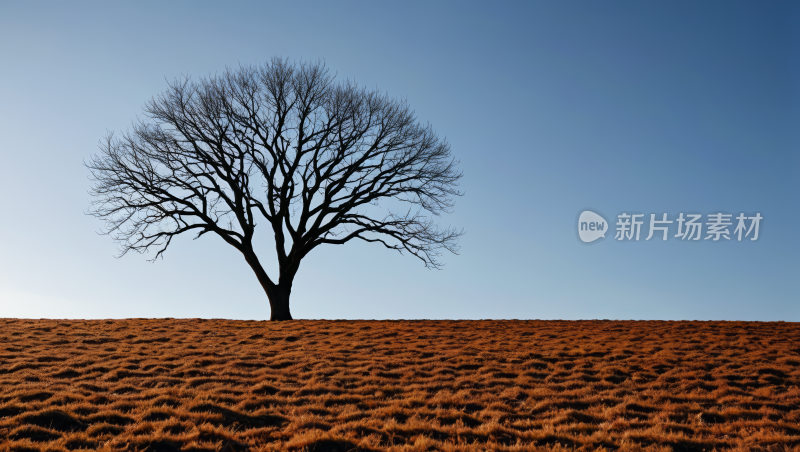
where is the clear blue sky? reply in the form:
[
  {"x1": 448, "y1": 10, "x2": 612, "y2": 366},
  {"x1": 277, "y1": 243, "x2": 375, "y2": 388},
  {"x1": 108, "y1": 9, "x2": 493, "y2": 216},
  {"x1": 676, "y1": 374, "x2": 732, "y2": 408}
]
[{"x1": 1, "y1": 1, "x2": 797, "y2": 320}]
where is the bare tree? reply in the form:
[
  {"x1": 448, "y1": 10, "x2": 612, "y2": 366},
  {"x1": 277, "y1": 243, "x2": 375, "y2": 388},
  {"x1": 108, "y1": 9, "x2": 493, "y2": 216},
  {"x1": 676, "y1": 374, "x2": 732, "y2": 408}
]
[{"x1": 86, "y1": 58, "x2": 463, "y2": 320}]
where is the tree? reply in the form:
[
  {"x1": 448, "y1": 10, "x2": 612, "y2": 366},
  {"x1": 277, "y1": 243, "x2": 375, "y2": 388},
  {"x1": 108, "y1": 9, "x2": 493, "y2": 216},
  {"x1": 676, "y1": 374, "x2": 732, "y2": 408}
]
[{"x1": 86, "y1": 58, "x2": 463, "y2": 320}]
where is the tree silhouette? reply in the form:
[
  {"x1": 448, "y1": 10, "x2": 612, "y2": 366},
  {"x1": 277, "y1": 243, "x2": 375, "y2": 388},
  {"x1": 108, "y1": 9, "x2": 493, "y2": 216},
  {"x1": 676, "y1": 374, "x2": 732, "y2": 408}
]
[{"x1": 86, "y1": 58, "x2": 463, "y2": 320}]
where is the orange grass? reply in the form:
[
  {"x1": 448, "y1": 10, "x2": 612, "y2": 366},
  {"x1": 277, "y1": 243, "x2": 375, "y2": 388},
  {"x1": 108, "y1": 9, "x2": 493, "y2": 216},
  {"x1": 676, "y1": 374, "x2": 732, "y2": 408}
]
[{"x1": 0, "y1": 319, "x2": 799, "y2": 452}]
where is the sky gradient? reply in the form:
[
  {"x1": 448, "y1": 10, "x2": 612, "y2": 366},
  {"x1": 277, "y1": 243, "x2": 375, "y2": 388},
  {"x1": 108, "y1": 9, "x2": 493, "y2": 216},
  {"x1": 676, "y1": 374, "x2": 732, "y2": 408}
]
[{"x1": 0, "y1": 1, "x2": 797, "y2": 320}]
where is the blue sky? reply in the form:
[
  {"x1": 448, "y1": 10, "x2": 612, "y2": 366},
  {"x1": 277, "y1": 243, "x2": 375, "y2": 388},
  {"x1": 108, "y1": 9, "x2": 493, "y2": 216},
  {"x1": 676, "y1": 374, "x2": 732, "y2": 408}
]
[{"x1": 0, "y1": 1, "x2": 797, "y2": 320}]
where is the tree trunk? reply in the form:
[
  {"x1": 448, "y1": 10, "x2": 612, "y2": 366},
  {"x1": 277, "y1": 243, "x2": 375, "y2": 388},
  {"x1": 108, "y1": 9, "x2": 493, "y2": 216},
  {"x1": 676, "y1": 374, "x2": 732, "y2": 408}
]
[
  {"x1": 266, "y1": 283, "x2": 293, "y2": 321},
  {"x1": 242, "y1": 249, "x2": 294, "y2": 321}
]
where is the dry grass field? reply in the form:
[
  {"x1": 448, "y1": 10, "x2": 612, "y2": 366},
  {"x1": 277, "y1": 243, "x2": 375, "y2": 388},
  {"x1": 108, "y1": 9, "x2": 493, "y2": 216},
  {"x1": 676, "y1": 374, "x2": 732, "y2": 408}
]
[{"x1": 0, "y1": 319, "x2": 798, "y2": 452}]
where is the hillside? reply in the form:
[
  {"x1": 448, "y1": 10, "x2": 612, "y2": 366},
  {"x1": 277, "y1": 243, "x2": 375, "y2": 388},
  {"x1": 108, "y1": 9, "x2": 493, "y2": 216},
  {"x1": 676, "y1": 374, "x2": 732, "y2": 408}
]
[{"x1": 1, "y1": 319, "x2": 798, "y2": 451}]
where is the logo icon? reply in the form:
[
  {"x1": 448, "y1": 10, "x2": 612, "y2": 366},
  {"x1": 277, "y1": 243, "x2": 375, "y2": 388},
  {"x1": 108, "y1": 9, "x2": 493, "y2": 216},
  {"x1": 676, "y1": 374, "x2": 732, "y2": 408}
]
[{"x1": 578, "y1": 210, "x2": 608, "y2": 243}]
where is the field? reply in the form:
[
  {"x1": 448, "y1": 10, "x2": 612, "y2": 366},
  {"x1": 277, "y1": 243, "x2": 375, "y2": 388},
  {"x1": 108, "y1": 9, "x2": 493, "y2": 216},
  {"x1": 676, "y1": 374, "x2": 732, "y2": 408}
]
[{"x1": 1, "y1": 319, "x2": 799, "y2": 452}]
